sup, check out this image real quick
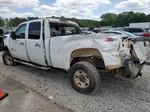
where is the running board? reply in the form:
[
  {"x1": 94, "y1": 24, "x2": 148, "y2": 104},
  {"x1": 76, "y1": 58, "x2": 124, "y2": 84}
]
[{"x1": 15, "y1": 60, "x2": 51, "y2": 70}]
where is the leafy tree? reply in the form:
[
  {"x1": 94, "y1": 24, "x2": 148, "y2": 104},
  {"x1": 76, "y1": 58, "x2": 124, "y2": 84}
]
[
  {"x1": 7, "y1": 17, "x2": 27, "y2": 27},
  {"x1": 1, "y1": 11, "x2": 150, "y2": 28},
  {"x1": 60, "y1": 16, "x2": 65, "y2": 19},
  {"x1": 100, "y1": 11, "x2": 149, "y2": 27},
  {"x1": 100, "y1": 13, "x2": 117, "y2": 26},
  {"x1": 0, "y1": 17, "x2": 5, "y2": 27},
  {"x1": 146, "y1": 14, "x2": 150, "y2": 22}
]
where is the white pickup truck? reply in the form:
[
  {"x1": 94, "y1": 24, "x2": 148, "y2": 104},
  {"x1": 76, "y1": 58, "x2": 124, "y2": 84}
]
[{"x1": 3, "y1": 18, "x2": 148, "y2": 94}]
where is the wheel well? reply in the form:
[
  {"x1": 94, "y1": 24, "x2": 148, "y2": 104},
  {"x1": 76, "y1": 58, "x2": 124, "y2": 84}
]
[
  {"x1": 70, "y1": 57, "x2": 80, "y2": 66},
  {"x1": 70, "y1": 57, "x2": 105, "y2": 69},
  {"x1": 0, "y1": 37, "x2": 3, "y2": 42},
  {"x1": 71, "y1": 48, "x2": 102, "y2": 58},
  {"x1": 3, "y1": 46, "x2": 9, "y2": 52},
  {"x1": 70, "y1": 48, "x2": 105, "y2": 69}
]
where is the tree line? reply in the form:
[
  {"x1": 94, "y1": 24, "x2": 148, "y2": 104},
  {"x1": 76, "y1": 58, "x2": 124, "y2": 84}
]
[{"x1": 0, "y1": 11, "x2": 150, "y2": 28}]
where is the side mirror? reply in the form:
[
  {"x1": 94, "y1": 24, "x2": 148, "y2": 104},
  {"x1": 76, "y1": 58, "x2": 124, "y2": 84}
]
[{"x1": 10, "y1": 31, "x2": 16, "y2": 40}]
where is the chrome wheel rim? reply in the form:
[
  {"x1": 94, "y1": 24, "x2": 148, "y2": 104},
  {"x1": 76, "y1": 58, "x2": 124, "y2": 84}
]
[
  {"x1": 5, "y1": 55, "x2": 13, "y2": 65},
  {"x1": 74, "y1": 70, "x2": 90, "y2": 88}
]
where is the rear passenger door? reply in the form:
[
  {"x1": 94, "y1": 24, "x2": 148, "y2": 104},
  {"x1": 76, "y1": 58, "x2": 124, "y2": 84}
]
[{"x1": 26, "y1": 21, "x2": 47, "y2": 66}]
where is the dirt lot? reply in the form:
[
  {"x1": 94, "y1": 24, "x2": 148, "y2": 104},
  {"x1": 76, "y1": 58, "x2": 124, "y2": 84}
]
[{"x1": 0, "y1": 51, "x2": 150, "y2": 112}]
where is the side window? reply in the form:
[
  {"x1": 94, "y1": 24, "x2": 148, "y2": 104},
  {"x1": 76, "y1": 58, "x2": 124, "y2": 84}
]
[
  {"x1": 115, "y1": 32, "x2": 121, "y2": 35},
  {"x1": 107, "y1": 32, "x2": 116, "y2": 34},
  {"x1": 108, "y1": 32, "x2": 113, "y2": 34},
  {"x1": 125, "y1": 28, "x2": 143, "y2": 33},
  {"x1": 129, "y1": 28, "x2": 134, "y2": 33},
  {"x1": 28, "y1": 22, "x2": 41, "y2": 39},
  {"x1": 124, "y1": 28, "x2": 130, "y2": 32},
  {"x1": 103, "y1": 32, "x2": 109, "y2": 34},
  {"x1": 132, "y1": 28, "x2": 143, "y2": 32},
  {"x1": 15, "y1": 24, "x2": 26, "y2": 39},
  {"x1": 50, "y1": 23, "x2": 80, "y2": 37}
]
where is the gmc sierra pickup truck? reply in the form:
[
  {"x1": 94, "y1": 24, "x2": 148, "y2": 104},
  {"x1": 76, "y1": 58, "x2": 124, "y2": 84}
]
[{"x1": 2, "y1": 18, "x2": 148, "y2": 94}]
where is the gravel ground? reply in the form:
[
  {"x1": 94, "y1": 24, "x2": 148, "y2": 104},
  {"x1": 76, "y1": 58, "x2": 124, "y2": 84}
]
[{"x1": 0, "y1": 52, "x2": 150, "y2": 112}]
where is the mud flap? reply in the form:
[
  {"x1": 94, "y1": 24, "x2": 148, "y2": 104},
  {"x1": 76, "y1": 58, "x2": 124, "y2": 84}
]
[{"x1": 124, "y1": 58, "x2": 142, "y2": 78}]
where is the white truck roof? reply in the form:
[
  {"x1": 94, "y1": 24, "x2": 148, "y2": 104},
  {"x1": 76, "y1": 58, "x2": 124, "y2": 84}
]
[
  {"x1": 21, "y1": 18, "x2": 78, "y2": 26},
  {"x1": 48, "y1": 18, "x2": 78, "y2": 25}
]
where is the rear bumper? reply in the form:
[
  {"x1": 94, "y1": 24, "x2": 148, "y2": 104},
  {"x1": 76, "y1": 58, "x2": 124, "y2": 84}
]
[{"x1": 123, "y1": 58, "x2": 144, "y2": 78}]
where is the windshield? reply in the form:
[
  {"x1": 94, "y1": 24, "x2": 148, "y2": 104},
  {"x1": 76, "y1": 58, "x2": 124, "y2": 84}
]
[{"x1": 50, "y1": 22, "x2": 81, "y2": 37}]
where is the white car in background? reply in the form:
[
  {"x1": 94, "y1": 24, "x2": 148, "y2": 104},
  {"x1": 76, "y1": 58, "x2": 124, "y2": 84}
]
[
  {"x1": 100, "y1": 30, "x2": 139, "y2": 38},
  {"x1": 82, "y1": 30, "x2": 96, "y2": 35},
  {"x1": 101, "y1": 30, "x2": 149, "y2": 49}
]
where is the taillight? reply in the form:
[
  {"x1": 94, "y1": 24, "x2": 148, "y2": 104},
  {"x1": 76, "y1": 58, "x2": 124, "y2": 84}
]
[
  {"x1": 105, "y1": 37, "x2": 114, "y2": 42},
  {"x1": 143, "y1": 32, "x2": 150, "y2": 37}
]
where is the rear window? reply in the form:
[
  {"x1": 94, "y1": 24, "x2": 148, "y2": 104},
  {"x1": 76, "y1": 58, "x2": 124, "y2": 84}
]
[
  {"x1": 50, "y1": 23, "x2": 81, "y2": 37},
  {"x1": 124, "y1": 28, "x2": 144, "y2": 33}
]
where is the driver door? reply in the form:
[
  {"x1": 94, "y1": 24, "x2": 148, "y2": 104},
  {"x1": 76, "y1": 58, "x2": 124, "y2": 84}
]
[{"x1": 10, "y1": 23, "x2": 29, "y2": 62}]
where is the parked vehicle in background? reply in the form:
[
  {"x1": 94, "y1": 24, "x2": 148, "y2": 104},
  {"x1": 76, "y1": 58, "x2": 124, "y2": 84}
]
[
  {"x1": 145, "y1": 28, "x2": 150, "y2": 34},
  {"x1": 4, "y1": 30, "x2": 13, "y2": 35},
  {"x1": 82, "y1": 30, "x2": 96, "y2": 35},
  {"x1": 129, "y1": 22, "x2": 150, "y2": 29},
  {"x1": 122, "y1": 27, "x2": 150, "y2": 37},
  {"x1": 101, "y1": 30, "x2": 149, "y2": 47},
  {"x1": 122, "y1": 27, "x2": 150, "y2": 47},
  {"x1": 2, "y1": 18, "x2": 148, "y2": 94},
  {"x1": 89, "y1": 29, "x2": 101, "y2": 33},
  {"x1": 101, "y1": 30, "x2": 138, "y2": 38}
]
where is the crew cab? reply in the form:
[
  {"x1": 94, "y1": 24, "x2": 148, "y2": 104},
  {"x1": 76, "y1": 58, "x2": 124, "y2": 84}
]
[{"x1": 3, "y1": 18, "x2": 148, "y2": 94}]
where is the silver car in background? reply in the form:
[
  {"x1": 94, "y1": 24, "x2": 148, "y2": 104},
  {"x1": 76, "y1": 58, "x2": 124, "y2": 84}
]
[
  {"x1": 122, "y1": 27, "x2": 150, "y2": 37},
  {"x1": 100, "y1": 30, "x2": 138, "y2": 38}
]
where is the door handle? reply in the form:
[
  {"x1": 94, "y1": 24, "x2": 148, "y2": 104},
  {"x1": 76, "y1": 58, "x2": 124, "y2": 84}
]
[
  {"x1": 20, "y1": 42, "x2": 24, "y2": 45},
  {"x1": 35, "y1": 43, "x2": 41, "y2": 47}
]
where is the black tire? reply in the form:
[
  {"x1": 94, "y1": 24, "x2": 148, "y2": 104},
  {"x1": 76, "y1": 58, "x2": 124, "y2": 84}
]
[
  {"x1": 2, "y1": 51, "x2": 16, "y2": 66},
  {"x1": 0, "y1": 43, "x2": 3, "y2": 51},
  {"x1": 69, "y1": 61, "x2": 101, "y2": 94},
  {"x1": 0, "y1": 47, "x2": 3, "y2": 51}
]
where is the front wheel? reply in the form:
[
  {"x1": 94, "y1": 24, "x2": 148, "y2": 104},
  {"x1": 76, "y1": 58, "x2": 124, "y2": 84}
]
[
  {"x1": 2, "y1": 51, "x2": 16, "y2": 66},
  {"x1": 69, "y1": 61, "x2": 101, "y2": 94}
]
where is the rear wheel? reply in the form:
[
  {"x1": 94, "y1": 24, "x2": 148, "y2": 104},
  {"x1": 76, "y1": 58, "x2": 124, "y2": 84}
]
[
  {"x1": 0, "y1": 43, "x2": 3, "y2": 51},
  {"x1": 69, "y1": 61, "x2": 101, "y2": 94},
  {"x1": 2, "y1": 51, "x2": 15, "y2": 66}
]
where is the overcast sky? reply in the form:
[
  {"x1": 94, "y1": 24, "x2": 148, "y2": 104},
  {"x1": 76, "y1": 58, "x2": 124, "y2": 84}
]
[{"x1": 0, "y1": 0, "x2": 150, "y2": 20}]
